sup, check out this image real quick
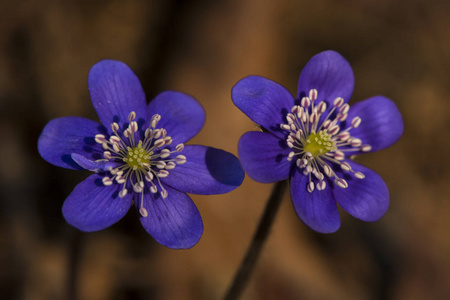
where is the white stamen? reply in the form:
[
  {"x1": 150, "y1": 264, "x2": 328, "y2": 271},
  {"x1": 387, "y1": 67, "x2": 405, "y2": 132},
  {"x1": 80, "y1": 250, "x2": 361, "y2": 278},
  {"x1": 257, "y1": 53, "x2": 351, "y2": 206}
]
[
  {"x1": 341, "y1": 162, "x2": 351, "y2": 171},
  {"x1": 128, "y1": 111, "x2": 136, "y2": 122},
  {"x1": 111, "y1": 122, "x2": 119, "y2": 132},
  {"x1": 139, "y1": 207, "x2": 148, "y2": 217},
  {"x1": 287, "y1": 151, "x2": 295, "y2": 161},
  {"x1": 339, "y1": 104, "x2": 349, "y2": 114},
  {"x1": 361, "y1": 145, "x2": 372, "y2": 152},
  {"x1": 307, "y1": 182, "x2": 315, "y2": 193},
  {"x1": 351, "y1": 117, "x2": 361, "y2": 128},
  {"x1": 354, "y1": 172, "x2": 365, "y2": 179},
  {"x1": 154, "y1": 138, "x2": 165, "y2": 148},
  {"x1": 335, "y1": 178, "x2": 348, "y2": 188},
  {"x1": 151, "y1": 114, "x2": 161, "y2": 128},
  {"x1": 130, "y1": 121, "x2": 138, "y2": 133},
  {"x1": 317, "y1": 181, "x2": 326, "y2": 190},
  {"x1": 176, "y1": 143, "x2": 184, "y2": 152},
  {"x1": 159, "y1": 149, "x2": 171, "y2": 158},
  {"x1": 301, "y1": 97, "x2": 311, "y2": 107},
  {"x1": 95, "y1": 134, "x2": 106, "y2": 144},
  {"x1": 157, "y1": 170, "x2": 169, "y2": 178},
  {"x1": 119, "y1": 189, "x2": 128, "y2": 198},
  {"x1": 309, "y1": 89, "x2": 318, "y2": 101},
  {"x1": 176, "y1": 155, "x2": 186, "y2": 164},
  {"x1": 333, "y1": 97, "x2": 344, "y2": 107},
  {"x1": 156, "y1": 161, "x2": 166, "y2": 169},
  {"x1": 104, "y1": 151, "x2": 112, "y2": 159},
  {"x1": 165, "y1": 162, "x2": 176, "y2": 170},
  {"x1": 102, "y1": 177, "x2": 113, "y2": 186}
]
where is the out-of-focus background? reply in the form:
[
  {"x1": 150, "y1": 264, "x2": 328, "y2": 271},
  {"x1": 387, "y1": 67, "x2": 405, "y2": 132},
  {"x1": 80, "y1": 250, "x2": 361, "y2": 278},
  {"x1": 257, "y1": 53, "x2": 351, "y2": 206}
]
[{"x1": 1, "y1": 0, "x2": 449, "y2": 299}]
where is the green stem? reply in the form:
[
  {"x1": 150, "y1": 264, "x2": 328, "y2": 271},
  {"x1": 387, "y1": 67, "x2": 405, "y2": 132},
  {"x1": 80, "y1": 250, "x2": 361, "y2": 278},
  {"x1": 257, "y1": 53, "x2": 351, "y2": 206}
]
[{"x1": 223, "y1": 180, "x2": 288, "y2": 300}]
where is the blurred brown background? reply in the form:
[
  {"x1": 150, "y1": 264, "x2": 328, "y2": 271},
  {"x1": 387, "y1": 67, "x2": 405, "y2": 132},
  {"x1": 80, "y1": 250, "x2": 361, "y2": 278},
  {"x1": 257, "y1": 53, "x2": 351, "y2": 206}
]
[{"x1": 1, "y1": 0, "x2": 449, "y2": 299}]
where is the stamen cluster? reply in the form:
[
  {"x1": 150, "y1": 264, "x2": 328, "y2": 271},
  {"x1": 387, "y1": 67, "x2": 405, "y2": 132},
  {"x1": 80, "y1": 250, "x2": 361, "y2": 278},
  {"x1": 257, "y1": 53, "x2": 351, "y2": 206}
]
[
  {"x1": 94, "y1": 111, "x2": 186, "y2": 216},
  {"x1": 280, "y1": 89, "x2": 371, "y2": 193}
]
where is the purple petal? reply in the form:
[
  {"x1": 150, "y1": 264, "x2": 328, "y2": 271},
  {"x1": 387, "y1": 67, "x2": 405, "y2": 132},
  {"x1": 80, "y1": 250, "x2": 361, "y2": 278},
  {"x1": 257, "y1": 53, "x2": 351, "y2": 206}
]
[
  {"x1": 139, "y1": 185, "x2": 203, "y2": 249},
  {"x1": 38, "y1": 117, "x2": 105, "y2": 170},
  {"x1": 71, "y1": 153, "x2": 121, "y2": 173},
  {"x1": 232, "y1": 75, "x2": 295, "y2": 139},
  {"x1": 290, "y1": 170, "x2": 341, "y2": 233},
  {"x1": 88, "y1": 60, "x2": 147, "y2": 128},
  {"x1": 238, "y1": 131, "x2": 291, "y2": 183},
  {"x1": 161, "y1": 145, "x2": 244, "y2": 195},
  {"x1": 62, "y1": 174, "x2": 132, "y2": 231},
  {"x1": 297, "y1": 51, "x2": 354, "y2": 108},
  {"x1": 346, "y1": 96, "x2": 404, "y2": 153},
  {"x1": 333, "y1": 161, "x2": 389, "y2": 222},
  {"x1": 147, "y1": 91, "x2": 205, "y2": 145}
]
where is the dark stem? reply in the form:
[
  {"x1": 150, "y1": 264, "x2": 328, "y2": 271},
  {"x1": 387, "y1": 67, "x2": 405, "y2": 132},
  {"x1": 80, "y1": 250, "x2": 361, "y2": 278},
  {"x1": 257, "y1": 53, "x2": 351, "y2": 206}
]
[
  {"x1": 223, "y1": 180, "x2": 288, "y2": 300},
  {"x1": 68, "y1": 230, "x2": 82, "y2": 300}
]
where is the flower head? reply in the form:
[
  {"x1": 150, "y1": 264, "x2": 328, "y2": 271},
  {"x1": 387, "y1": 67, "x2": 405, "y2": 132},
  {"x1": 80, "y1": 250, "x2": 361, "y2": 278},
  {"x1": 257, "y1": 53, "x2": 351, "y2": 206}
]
[
  {"x1": 39, "y1": 60, "x2": 244, "y2": 248},
  {"x1": 232, "y1": 50, "x2": 403, "y2": 233}
]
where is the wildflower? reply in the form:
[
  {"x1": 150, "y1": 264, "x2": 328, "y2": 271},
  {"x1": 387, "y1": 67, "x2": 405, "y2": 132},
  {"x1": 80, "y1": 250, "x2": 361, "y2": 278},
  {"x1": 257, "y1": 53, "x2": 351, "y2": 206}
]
[
  {"x1": 38, "y1": 60, "x2": 244, "y2": 248},
  {"x1": 232, "y1": 50, "x2": 403, "y2": 233}
]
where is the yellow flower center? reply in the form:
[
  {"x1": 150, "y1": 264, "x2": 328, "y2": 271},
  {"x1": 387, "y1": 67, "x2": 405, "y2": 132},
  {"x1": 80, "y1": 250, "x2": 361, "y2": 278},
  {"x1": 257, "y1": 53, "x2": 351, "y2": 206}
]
[
  {"x1": 303, "y1": 130, "x2": 336, "y2": 157},
  {"x1": 123, "y1": 141, "x2": 151, "y2": 170}
]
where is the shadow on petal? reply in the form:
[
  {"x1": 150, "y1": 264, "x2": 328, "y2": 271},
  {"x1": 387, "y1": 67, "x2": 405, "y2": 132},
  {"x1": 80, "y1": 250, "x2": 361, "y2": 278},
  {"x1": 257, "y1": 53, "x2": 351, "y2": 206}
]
[{"x1": 205, "y1": 147, "x2": 245, "y2": 187}]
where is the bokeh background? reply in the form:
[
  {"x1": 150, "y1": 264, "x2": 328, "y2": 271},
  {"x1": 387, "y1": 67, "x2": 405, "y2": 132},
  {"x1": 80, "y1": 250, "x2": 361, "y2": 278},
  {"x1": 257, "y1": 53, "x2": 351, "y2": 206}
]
[{"x1": 1, "y1": 0, "x2": 450, "y2": 299}]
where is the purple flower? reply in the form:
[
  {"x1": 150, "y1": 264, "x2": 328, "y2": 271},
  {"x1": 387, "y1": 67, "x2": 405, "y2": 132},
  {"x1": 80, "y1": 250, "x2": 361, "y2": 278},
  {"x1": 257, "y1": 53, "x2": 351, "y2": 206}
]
[
  {"x1": 38, "y1": 60, "x2": 244, "y2": 249},
  {"x1": 232, "y1": 50, "x2": 403, "y2": 233}
]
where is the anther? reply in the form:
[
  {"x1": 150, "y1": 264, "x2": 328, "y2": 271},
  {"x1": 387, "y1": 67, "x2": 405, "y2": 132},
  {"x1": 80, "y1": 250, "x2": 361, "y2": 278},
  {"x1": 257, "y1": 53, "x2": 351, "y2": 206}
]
[
  {"x1": 102, "y1": 177, "x2": 113, "y2": 186},
  {"x1": 165, "y1": 162, "x2": 176, "y2": 170},
  {"x1": 159, "y1": 149, "x2": 171, "y2": 158},
  {"x1": 176, "y1": 143, "x2": 184, "y2": 152},
  {"x1": 333, "y1": 97, "x2": 344, "y2": 107},
  {"x1": 317, "y1": 181, "x2": 326, "y2": 190},
  {"x1": 103, "y1": 151, "x2": 112, "y2": 159},
  {"x1": 119, "y1": 189, "x2": 128, "y2": 198},
  {"x1": 309, "y1": 89, "x2": 318, "y2": 101},
  {"x1": 361, "y1": 145, "x2": 372, "y2": 152},
  {"x1": 95, "y1": 134, "x2": 106, "y2": 144},
  {"x1": 128, "y1": 111, "x2": 136, "y2": 122},
  {"x1": 111, "y1": 122, "x2": 119, "y2": 132},
  {"x1": 339, "y1": 104, "x2": 350, "y2": 114},
  {"x1": 175, "y1": 155, "x2": 186, "y2": 164},
  {"x1": 354, "y1": 172, "x2": 365, "y2": 179},
  {"x1": 351, "y1": 117, "x2": 361, "y2": 128},
  {"x1": 317, "y1": 102, "x2": 327, "y2": 114},
  {"x1": 139, "y1": 207, "x2": 148, "y2": 217},
  {"x1": 307, "y1": 182, "x2": 315, "y2": 193},
  {"x1": 154, "y1": 138, "x2": 165, "y2": 148},
  {"x1": 156, "y1": 161, "x2": 166, "y2": 169},
  {"x1": 130, "y1": 121, "x2": 138, "y2": 133},
  {"x1": 151, "y1": 114, "x2": 161, "y2": 128},
  {"x1": 145, "y1": 172, "x2": 154, "y2": 182},
  {"x1": 335, "y1": 178, "x2": 348, "y2": 188},
  {"x1": 301, "y1": 97, "x2": 311, "y2": 107},
  {"x1": 157, "y1": 170, "x2": 169, "y2": 178},
  {"x1": 341, "y1": 162, "x2": 351, "y2": 171}
]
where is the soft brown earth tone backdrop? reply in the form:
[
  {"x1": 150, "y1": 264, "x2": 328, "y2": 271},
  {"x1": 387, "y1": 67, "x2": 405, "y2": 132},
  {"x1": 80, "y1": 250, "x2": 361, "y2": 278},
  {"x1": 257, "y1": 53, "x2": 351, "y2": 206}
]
[{"x1": 1, "y1": 0, "x2": 450, "y2": 299}]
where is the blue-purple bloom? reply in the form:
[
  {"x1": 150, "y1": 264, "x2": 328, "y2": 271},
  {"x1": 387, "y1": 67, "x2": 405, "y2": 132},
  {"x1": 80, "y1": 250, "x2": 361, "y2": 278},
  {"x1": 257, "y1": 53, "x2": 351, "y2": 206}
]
[
  {"x1": 38, "y1": 60, "x2": 244, "y2": 249},
  {"x1": 232, "y1": 50, "x2": 403, "y2": 233}
]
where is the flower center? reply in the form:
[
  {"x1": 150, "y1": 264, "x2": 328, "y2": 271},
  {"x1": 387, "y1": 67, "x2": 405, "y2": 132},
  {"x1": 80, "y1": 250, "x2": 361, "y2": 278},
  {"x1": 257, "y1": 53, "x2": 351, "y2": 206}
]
[
  {"x1": 124, "y1": 142, "x2": 151, "y2": 171},
  {"x1": 94, "y1": 111, "x2": 187, "y2": 217},
  {"x1": 280, "y1": 89, "x2": 371, "y2": 193},
  {"x1": 303, "y1": 131, "x2": 336, "y2": 157}
]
